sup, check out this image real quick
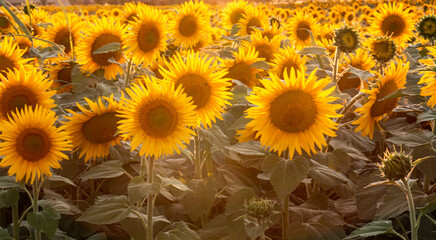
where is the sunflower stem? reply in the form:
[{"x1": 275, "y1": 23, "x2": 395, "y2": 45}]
[
  {"x1": 430, "y1": 38, "x2": 434, "y2": 46},
  {"x1": 194, "y1": 133, "x2": 203, "y2": 179},
  {"x1": 332, "y1": 47, "x2": 341, "y2": 82},
  {"x1": 282, "y1": 195, "x2": 289, "y2": 240},
  {"x1": 147, "y1": 156, "x2": 155, "y2": 240},
  {"x1": 12, "y1": 205, "x2": 19, "y2": 240},
  {"x1": 401, "y1": 178, "x2": 418, "y2": 240},
  {"x1": 32, "y1": 180, "x2": 41, "y2": 240}
]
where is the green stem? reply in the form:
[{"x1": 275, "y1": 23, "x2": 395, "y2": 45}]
[
  {"x1": 430, "y1": 38, "x2": 434, "y2": 46},
  {"x1": 32, "y1": 181, "x2": 41, "y2": 240},
  {"x1": 18, "y1": 206, "x2": 32, "y2": 229},
  {"x1": 423, "y1": 176, "x2": 429, "y2": 194},
  {"x1": 332, "y1": 48, "x2": 341, "y2": 82},
  {"x1": 194, "y1": 132, "x2": 202, "y2": 179},
  {"x1": 401, "y1": 178, "x2": 417, "y2": 240},
  {"x1": 390, "y1": 229, "x2": 408, "y2": 240},
  {"x1": 395, "y1": 216, "x2": 410, "y2": 240},
  {"x1": 12, "y1": 205, "x2": 19, "y2": 239},
  {"x1": 424, "y1": 214, "x2": 436, "y2": 226},
  {"x1": 147, "y1": 156, "x2": 155, "y2": 240},
  {"x1": 282, "y1": 195, "x2": 289, "y2": 240}
]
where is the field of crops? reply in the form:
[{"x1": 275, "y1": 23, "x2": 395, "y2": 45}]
[{"x1": 0, "y1": 0, "x2": 435, "y2": 239}]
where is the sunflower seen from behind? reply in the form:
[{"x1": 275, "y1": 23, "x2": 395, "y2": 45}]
[
  {"x1": 117, "y1": 77, "x2": 197, "y2": 158},
  {"x1": 64, "y1": 95, "x2": 123, "y2": 162},
  {"x1": 160, "y1": 51, "x2": 232, "y2": 128},
  {"x1": 353, "y1": 59, "x2": 409, "y2": 139},
  {"x1": 245, "y1": 69, "x2": 342, "y2": 159},
  {"x1": 0, "y1": 66, "x2": 55, "y2": 121},
  {"x1": 76, "y1": 17, "x2": 125, "y2": 80},
  {"x1": 0, "y1": 105, "x2": 72, "y2": 183}
]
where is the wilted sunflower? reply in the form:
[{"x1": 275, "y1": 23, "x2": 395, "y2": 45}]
[
  {"x1": 368, "y1": 2, "x2": 414, "y2": 46},
  {"x1": 0, "y1": 66, "x2": 55, "y2": 121},
  {"x1": 168, "y1": 0, "x2": 211, "y2": 47},
  {"x1": 0, "y1": 37, "x2": 32, "y2": 76},
  {"x1": 123, "y1": 6, "x2": 167, "y2": 64},
  {"x1": 246, "y1": 69, "x2": 342, "y2": 158},
  {"x1": 43, "y1": 14, "x2": 82, "y2": 55},
  {"x1": 243, "y1": 31, "x2": 281, "y2": 63},
  {"x1": 221, "y1": 0, "x2": 252, "y2": 30},
  {"x1": 369, "y1": 36, "x2": 396, "y2": 63},
  {"x1": 418, "y1": 47, "x2": 436, "y2": 108},
  {"x1": 0, "y1": 105, "x2": 72, "y2": 183},
  {"x1": 117, "y1": 77, "x2": 197, "y2": 157},
  {"x1": 46, "y1": 56, "x2": 75, "y2": 94},
  {"x1": 271, "y1": 46, "x2": 306, "y2": 80},
  {"x1": 221, "y1": 46, "x2": 265, "y2": 88},
  {"x1": 237, "y1": 6, "x2": 268, "y2": 36},
  {"x1": 288, "y1": 11, "x2": 319, "y2": 48},
  {"x1": 333, "y1": 26, "x2": 360, "y2": 53},
  {"x1": 160, "y1": 51, "x2": 232, "y2": 128},
  {"x1": 64, "y1": 95, "x2": 122, "y2": 162},
  {"x1": 353, "y1": 59, "x2": 409, "y2": 138},
  {"x1": 76, "y1": 17, "x2": 125, "y2": 80}
]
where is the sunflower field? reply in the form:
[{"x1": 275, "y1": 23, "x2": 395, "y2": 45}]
[{"x1": 0, "y1": 0, "x2": 436, "y2": 239}]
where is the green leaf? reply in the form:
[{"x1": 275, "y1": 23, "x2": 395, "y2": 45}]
[
  {"x1": 327, "y1": 149, "x2": 351, "y2": 173},
  {"x1": 417, "y1": 111, "x2": 436, "y2": 122},
  {"x1": 0, "y1": 0, "x2": 31, "y2": 35},
  {"x1": 159, "y1": 176, "x2": 191, "y2": 192},
  {"x1": 387, "y1": 129, "x2": 433, "y2": 148},
  {"x1": 0, "y1": 188, "x2": 19, "y2": 208},
  {"x1": 298, "y1": 46, "x2": 327, "y2": 55},
  {"x1": 379, "y1": 85, "x2": 421, "y2": 100},
  {"x1": 218, "y1": 49, "x2": 234, "y2": 59},
  {"x1": 181, "y1": 178, "x2": 217, "y2": 222},
  {"x1": 250, "y1": 61, "x2": 269, "y2": 70},
  {"x1": 48, "y1": 174, "x2": 76, "y2": 187},
  {"x1": 76, "y1": 195, "x2": 131, "y2": 224},
  {"x1": 228, "y1": 115, "x2": 251, "y2": 130},
  {"x1": 230, "y1": 24, "x2": 241, "y2": 36},
  {"x1": 348, "y1": 66, "x2": 374, "y2": 81},
  {"x1": 245, "y1": 216, "x2": 269, "y2": 240},
  {"x1": 81, "y1": 160, "x2": 125, "y2": 182},
  {"x1": 309, "y1": 160, "x2": 349, "y2": 190},
  {"x1": 344, "y1": 220, "x2": 393, "y2": 239},
  {"x1": 87, "y1": 233, "x2": 107, "y2": 240},
  {"x1": 0, "y1": 176, "x2": 20, "y2": 189},
  {"x1": 156, "y1": 221, "x2": 200, "y2": 240},
  {"x1": 127, "y1": 176, "x2": 160, "y2": 203},
  {"x1": 270, "y1": 157, "x2": 310, "y2": 200},
  {"x1": 93, "y1": 42, "x2": 121, "y2": 54},
  {"x1": 225, "y1": 187, "x2": 256, "y2": 240},
  {"x1": 27, "y1": 207, "x2": 61, "y2": 239},
  {"x1": 0, "y1": 228, "x2": 13, "y2": 239},
  {"x1": 333, "y1": 128, "x2": 375, "y2": 152}
]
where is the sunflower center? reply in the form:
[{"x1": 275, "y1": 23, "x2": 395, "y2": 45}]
[
  {"x1": 246, "y1": 17, "x2": 262, "y2": 35},
  {"x1": 296, "y1": 22, "x2": 311, "y2": 41},
  {"x1": 372, "y1": 40, "x2": 395, "y2": 62},
  {"x1": 270, "y1": 90, "x2": 317, "y2": 133},
  {"x1": 381, "y1": 15, "x2": 405, "y2": 37},
  {"x1": 420, "y1": 18, "x2": 436, "y2": 36},
  {"x1": 256, "y1": 44, "x2": 273, "y2": 62},
  {"x1": 137, "y1": 24, "x2": 160, "y2": 52},
  {"x1": 370, "y1": 80, "x2": 399, "y2": 117},
  {"x1": 337, "y1": 72, "x2": 361, "y2": 92},
  {"x1": 341, "y1": 31, "x2": 358, "y2": 49},
  {"x1": 176, "y1": 74, "x2": 211, "y2": 109},
  {"x1": 57, "y1": 66, "x2": 73, "y2": 84},
  {"x1": 0, "y1": 86, "x2": 37, "y2": 119},
  {"x1": 16, "y1": 128, "x2": 51, "y2": 162},
  {"x1": 126, "y1": 13, "x2": 138, "y2": 23},
  {"x1": 139, "y1": 101, "x2": 178, "y2": 138},
  {"x1": 230, "y1": 9, "x2": 244, "y2": 25},
  {"x1": 54, "y1": 28, "x2": 73, "y2": 54},
  {"x1": 81, "y1": 112, "x2": 121, "y2": 143},
  {"x1": 91, "y1": 33, "x2": 122, "y2": 66},
  {"x1": 0, "y1": 55, "x2": 16, "y2": 76},
  {"x1": 280, "y1": 61, "x2": 301, "y2": 79},
  {"x1": 225, "y1": 62, "x2": 253, "y2": 86},
  {"x1": 18, "y1": 43, "x2": 30, "y2": 52},
  {"x1": 179, "y1": 15, "x2": 197, "y2": 37},
  {"x1": 0, "y1": 16, "x2": 10, "y2": 29}
]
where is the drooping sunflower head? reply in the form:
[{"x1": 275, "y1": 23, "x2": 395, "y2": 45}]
[
  {"x1": 369, "y1": 36, "x2": 396, "y2": 63},
  {"x1": 271, "y1": 46, "x2": 306, "y2": 80},
  {"x1": 369, "y1": 2, "x2": 415, "y2": 46},
  {"x1": 237, "y1": 6, "x2": 268, "y2": 36},
  {"x1": 0, "y1": 66, "x2": 56, "y2": 121},
  {"x1": 64, "y1": 95, "x2": 123, "y2": 162},
  {"x1": 123, "y1": 5, "x2": 167, "y2": 64},
  {"x1": 117, "y1": 77, "x2": 197, "y2": 157},
  {"x1": 246, "y1": 69, "x2": 342, "y2": 158},
  {"x1": 243, "y1": 31, "x2": 281, "y2": 63},
  {"x1": 333, "y1": 26, "x2": 360, "y2": 53},
  {"x1": 288, "y1": 11, "x2": 320, "y2": 48},
  {"x1": 168, "y1": 0, "x2": 211, "y2": 47},
  {"x1": 417, "y1": 15, "x2": 436, "y2": 40},
  {"x1": 0, "y1": 105, "x2": 72, "y2": 183},
  {"x1": 45, "y1": 56, "x2": 75, "y2": 94},
  {"x1": 221, "y1": 46, "x2": 265, "y2": 88},
  {"x1": 42, "y1": 14, "x2": 82, "y2": 55},
  {"x1": 160, "y1": 51, "x2": 233, "y2": 128},
  {"x1": 0, "y1": 37, "x2": 32, "y2": 77},
  {"x1": 76, "y1": 17, "x2": 125, "y2": 80},
  {"x1": 221, "y1": 0, "x2": 252, "y2": 29},
  {"x1": 353, "y1": 59, "x2": 409, "y2": 138}
]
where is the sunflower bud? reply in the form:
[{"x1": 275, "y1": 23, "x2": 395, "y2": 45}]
[
  {"x1": 245, "y1": 197, "x2": 275, "y2": 220},
  {"x1": 379, "y1": 148, "x2": 412, "y2": 181},
  {"x1": 333, "y1": 26, "x2": 360, "y2": 53},
  {"x1": 417, "y1": 15, "x2": 436, "y2": 40}
]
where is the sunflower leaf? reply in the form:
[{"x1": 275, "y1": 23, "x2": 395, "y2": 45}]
[
  {"x1": 0, "y1": 188, "x2": 19, "y2": 208},
  {"x1": 27, "y1": 207, "x2": 61, "y2": 239},
  {"x1": 76, "y1": 195, "x2": 131, "y2": 224},
  {"x1": 344, "y1": 220, "x2": 394, "y2": 239},
  {"x1": 270, "y1": 157, "x2": 310, "y2": 200},
  {"x1": 156, "y1": 221, "x2": 200, "y2": 240},
  {"x1": 0, "y1": 176, "x2": 20, "y2": 189},
  {"x1": 81, "y1": 160, "x2": 125, "y2": 182},
  {"x1": 250, "y1": 61, "x2": 269, "y2": 70},
  {"x1": 298, "y1": 46, "x2": 328, "y2": 56},
  {"x1": 93, "y1": 42, "x2": 121, "y2": 54},
  {"x1": 417, "y1": 110, "x2": 436, "y2": 123},
  {"x1": 127, "y1": 176, "x2": 160, "y2": 203}
]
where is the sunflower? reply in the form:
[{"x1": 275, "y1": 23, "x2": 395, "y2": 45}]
[
  {"x1": 0, "y1": 37, "x2": 32, "y2": 76},
  {"x1": 252, "y1": 21, "x2": 284, "y2": 42},
  {"x1": 43, "y1": 14, "x2": 82, "y2": 55},
  {"x1": 160, "y1": 51, "x2": 232, "y2": 128},
  {"x1": 333, "y1": 26, "x2": 360, "y2": 53},
  {"x1": 235, "y1": 127, "x2": 257, "y2": 143},
  {"x1": 221, "y1": 0, "x2": 252, "y2": 30},
  {"x1": 123, "y1": 6, "x2": 167, "y2": 65},
  {"x1": 0, "y1": 66, "x2": 55, "y2": 121},
  {"x1": 353, "y1": 59, "x2": 409, "y2": 139},
  {"x1": 0, "y1": 105, "x2": 72, "y2": 183},
  {"x1": 337, "y1": 48, "x2": 376, "y2": 92},
  {"x1": 369, "y1": 36, "x2": 396, "y2": 63},
  {"x1": 76, "y1": 17, "x2": 125, "y2": 80},
  {"x1": 243, "y1": 31, "x2": 281, "y2": 63},
  {"x1": 245, "y1": 69, "x2": 341, "y2": 158},
  {"x1": 270, "y1": 46, "x2": 306, "y2": 80},
  {"x1": 417, "y1": 15, "x2": 436, "y2": 40},
  {"x1": 117, "y1": 77, "x2": 197, "y2": 157},
  {"x1": 45, "y1": 56, "x2": 75, "y2": 94},
  {"x1": 288, "y1": 11, "x2": 319, "y2": 48},
  {"x1": 64, "y1": 95, "x2": 122, "y2": 162},
  {"x1": 237, "y1": 6, "x2": 268, "y2": 36},
  {"x1": 12, "y1": 35, "x2": 33, "y2": 55},
  {"x1": 418, "y1": 47, "x2": 436, "y2": 108},
  {"x1": 0, "y1": 7, "x2": 14, "y2": 34},
  {"x1": 221, "y1": 46, "x2": 264, "y2": 88},
  {"x1": 168, "y1": 0, "x2": 211, "y2": 47},
  {"x1": 25, "y1": 9, "x2": 50, "y2": 37},
  {"x1": 368, "y1": 2, "x2": 414, "y2": 47}
]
